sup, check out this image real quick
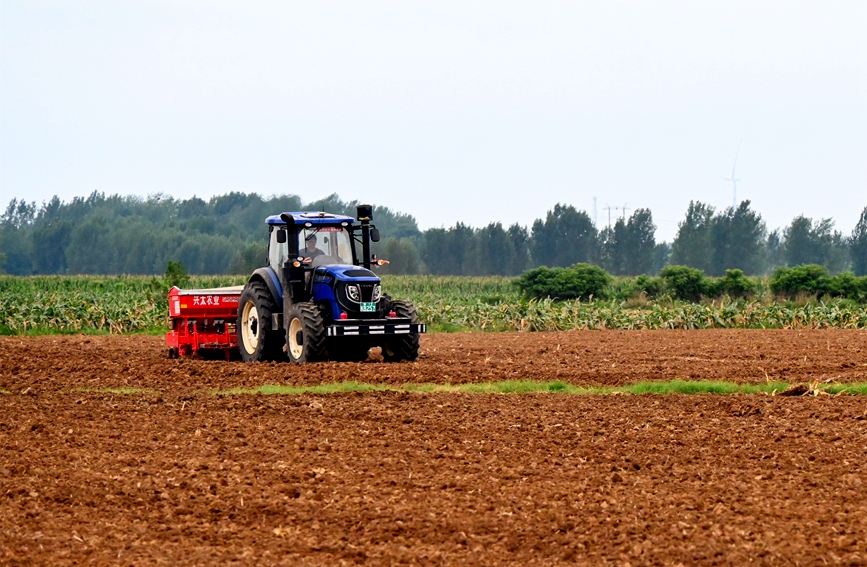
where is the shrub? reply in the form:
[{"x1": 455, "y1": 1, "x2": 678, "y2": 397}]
[
  {"x1": 515, "y1": 263, "x2": 612, "y2": 300},
  {"x1": 617, "y1": 274, "x2": 665, "y2": 300},
  {"x1": 769, "y1": 265, "x2": 832, "y2": 298},
  {"x1": 164, "y1": 260, "x2": 191, "y2": 289},
  {"x1": 659, "y1": 265, "x2": 708, "y2": 301},
  {"x1": 828, "y1": 272, "x2": 867, "y2": 302},
  {"x1": 709, "y1": 269, "x2": 757, "y2": 298}
]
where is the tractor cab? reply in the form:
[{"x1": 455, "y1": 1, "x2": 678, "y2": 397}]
[{"x1": 266, "y1": 212, "x2": 357, "y2": 274}]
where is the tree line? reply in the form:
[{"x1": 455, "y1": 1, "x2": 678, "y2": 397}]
[{"x1": 1, "y1": 192, "x2": 865, "y2": 277}]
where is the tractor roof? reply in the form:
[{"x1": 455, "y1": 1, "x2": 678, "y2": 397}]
[{"x1": 265, "y1": 212, "x2": 356, "y2": 226}]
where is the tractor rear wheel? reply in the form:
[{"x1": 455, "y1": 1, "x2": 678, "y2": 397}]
[
  {"x1": 285, "y1": 303, "x2": 327, "y2": 363},
  {"x1": 382, "y1": 300, "x2": 420, "y2": 362},
  {"x1": 237, "y1": 280, "x2": 284, "y2": 362}
]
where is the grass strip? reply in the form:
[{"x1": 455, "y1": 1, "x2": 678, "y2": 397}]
[
  {"x1": 73, "y1": 387, "x2": 161, "y2": 395},
  {"x1": 824, "y1": 383, "x2": 867, "y2": 395},
  {"x1": 212, "y1": 379, "x2": 864, "y2": 396}
]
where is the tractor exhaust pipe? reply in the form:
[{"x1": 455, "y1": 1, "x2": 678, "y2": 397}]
[{"x1": 356, "y1": 204, "x2": 373, "y2": 269}]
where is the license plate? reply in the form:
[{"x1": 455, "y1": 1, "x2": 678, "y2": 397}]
[{"x1": 360, "y1": 302, "x2": 376, "y2": 312}]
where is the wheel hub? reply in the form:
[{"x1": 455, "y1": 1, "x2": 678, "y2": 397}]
[
  {"x1": 241, "y1": 301, "x2": 260, "y2": 355},
  {"x1": 288, "y1": 318, "x2": 304, "y2": 359}
]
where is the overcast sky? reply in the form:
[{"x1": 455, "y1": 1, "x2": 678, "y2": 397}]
[{"x1": 1, "y1": 1, "x2": 865, "y2": 241}]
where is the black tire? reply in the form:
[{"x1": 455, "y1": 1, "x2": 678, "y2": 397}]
[
  {"x1": 382, "y1": 300, "x2": 420, "y2": 362},
  {"x1": 237, "y1": 280, "x2": 284, "y2": 362},
  {"x1": 285, "y1": 303, "x2": 327, "y2": 363}
]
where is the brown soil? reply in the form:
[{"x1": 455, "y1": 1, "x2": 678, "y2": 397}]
[
  {"x1": 2, "y1": 330, "x2": 867, "y2": 565},
  {"x1": 2, "y1": 329, "x2": 866, "y2": 393}
]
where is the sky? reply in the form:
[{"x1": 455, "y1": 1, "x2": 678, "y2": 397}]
[{"x1": 1, "y1": 1, "x2": 865, "y2": 241}]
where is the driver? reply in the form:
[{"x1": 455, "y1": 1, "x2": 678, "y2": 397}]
[{"x1": 304, "y1": 234, "x2": 324, "y2": 259}]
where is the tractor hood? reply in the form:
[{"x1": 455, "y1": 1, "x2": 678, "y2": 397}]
[
  {"x1": 311, "y1": 265, "x2": 384, "y2": 321},
  {"x1": 314, "y1": 264, "x2": 381, "y2": 284}
]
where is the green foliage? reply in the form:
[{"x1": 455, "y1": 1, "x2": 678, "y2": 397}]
[
  {"x1": 419, "y1": 222, "x2": 531, "y2": 276},
  {"x1": 531, "y1": 204, "x2": 597, "y2": 268},
  {"x1": 708, "y1": 269, "x2": 757, "y2": 298},
  {"x1": 164, "y1": 260, "x2": 190, "y2": 289},
  {"x1": 212, "y1": 380, "x2": 865, "y2": 396},
  {"x1": 768, "y1": 265, "x2": 867, "y2": 301},
  {"x1": 2, "y1": 273, "x2": 867, "y2": 336},
  {"x1": 0, "y1": 274, "x2": 245, "y2": 334},
  {"x1": 851, "y1": 207, "x2": 867, "y2": 276},
  {"x1": 624, "y1": 274, "x2": 665, "y2": 299},
  {"x1": 2, "y1": 192, "x2": 862, "y2": 279},
  {"x1": 659, "y1": 265, "x2": 708, "y2": 301},
  {"x1": 770, "y1": 264, "x2": 832, "y2": 298},
  {"x1": 0, "y1": 192, "x2": 422, "y2": 276},
  {"x1": 784, "y1": 216, "x2": 849, "y2": 273},
  {"x1": 670, "y1": 201, "x2": 715, "y2": 272},
  {"x1": 377, "y1": 238, "x2": 421, "y2": 275},
  {"x1": 515, "y1": 263, "x2": 612, "y2": 301},
  {"x1": 709, "y1": 201, "x2": 766, "y2": 276},
  {"x1": 598, "y1": 208, "x2": 657, "y2": 276},
  {"x1": 228, "y1": 243, "x2": 266, "y2": 274}
]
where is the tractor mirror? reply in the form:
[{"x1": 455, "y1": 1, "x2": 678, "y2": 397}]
[
  {"x1": 370, "y1": 228, "x2": 381, "y2": 242},
  {"x1": 276, "y1": 229, "x2": 287, "y2": 244}
]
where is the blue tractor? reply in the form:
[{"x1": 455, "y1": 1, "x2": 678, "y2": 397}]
[{"x1": 237, "y1": 204, "x2": 425, "y2": 363}]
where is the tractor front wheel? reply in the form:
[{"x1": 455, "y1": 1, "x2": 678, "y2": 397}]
[
  {"x1": 237, "y1": 280, "x2": 284, "y2": 362},
  {"x1": 382, "y1": 300, "x2": 420, "y2": 362},
  {"x1": 285, "y1": 303, "x2": 327, "y2": 363}
]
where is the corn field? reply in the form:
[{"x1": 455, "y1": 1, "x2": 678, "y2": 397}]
[{"x1": 1, "y1": 275, "x2": 865, "y2": 335}]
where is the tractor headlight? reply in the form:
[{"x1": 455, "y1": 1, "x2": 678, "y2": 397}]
[
  {"x1": 346, "y1": 284, "x2": 360, "y2": 302},
  {"x1": 372, "y1": 284, "x2": 382, "y2": 302}
]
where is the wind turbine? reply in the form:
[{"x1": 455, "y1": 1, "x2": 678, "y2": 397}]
[{"x1": 722, "y1": 140, "x2": 742, "y2": 209}]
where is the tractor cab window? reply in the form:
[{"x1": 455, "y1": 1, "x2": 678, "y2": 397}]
[
  {"x1": 269, "y1": 228, "x2": 288, "y2": 271},
  {"x1": 298, "y1": 226, "x2": 353, "y2": 264}
]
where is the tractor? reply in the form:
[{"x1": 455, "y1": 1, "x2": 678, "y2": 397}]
[{"x1": 236, "y1": 204, "x2": 425, "y2": 363}]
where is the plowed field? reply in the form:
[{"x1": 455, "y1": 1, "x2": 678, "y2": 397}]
[{"x1": 2, "y1": 330, "x2": 867, "y2": 565}]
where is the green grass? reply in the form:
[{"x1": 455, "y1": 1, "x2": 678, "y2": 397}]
[
  {"x1": 73, "y1": 387, "x2": 160, "y2": 395},
  {"x1": 824, "y1": 383, "x2": 867, "y2": 395},
  {"x1": 0, "y1": 388, "x2": 10, "y2": 394},
  {"x1": 212, "y1": 379, "x2": 866, "y2": 396}
]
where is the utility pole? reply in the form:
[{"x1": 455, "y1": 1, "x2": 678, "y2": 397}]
[
  {"x1": 603, "y1": 204, "x2": 612, "y2": 228},
  {"x1": 613, "y1": 203, "x2": 630, "y2": 221}
]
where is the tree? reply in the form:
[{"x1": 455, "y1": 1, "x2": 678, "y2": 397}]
[
  {"x1": 531, "y1": 204, "x2": 596, "y2": 268},
  {"x1": 851, "y1": 207, "x2": 867, "y2": 276},
  {"x1": 475, "y1": 223, "x2": 513, "y2": 276},
  {"x1": 597, "y1": 222, "x2": 625, "y2": 275},
  {"x1": 505, "y1": 223, "x2": 531, "y2": 275},
  {"x1": 378, "y1": 238, "x2": 421, "y2": 275},
  {"x1": 623, "y1": 208, "x2": 656, "y2": 275},
  {"x1": 764, "y1": 229, "x2": 785, "y2": 274},
  {"x1": 420, "y1": 223, "x2": 476, "y2": 275},
  {"x1": 27, "y1": 196, "x2": 71, "y2": 274},
  {"x1": 709, "y1": 201, "x2": 765, "y2": 276},
  {"x1": 651, "y1": 242, "x2": 671, "y2": 275},
  {"x1": 784, "y1": 216, "x2": 848, "y2": 272},
  {"x1": 670, "y1": 201, "x2": 715, "y2": 272},
  {"x1": 0, "y1": 199, "x2": 37, "y2": 274},
  {"x1": 420, "y1": 228, "x2": 449, "y2": 275}
]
